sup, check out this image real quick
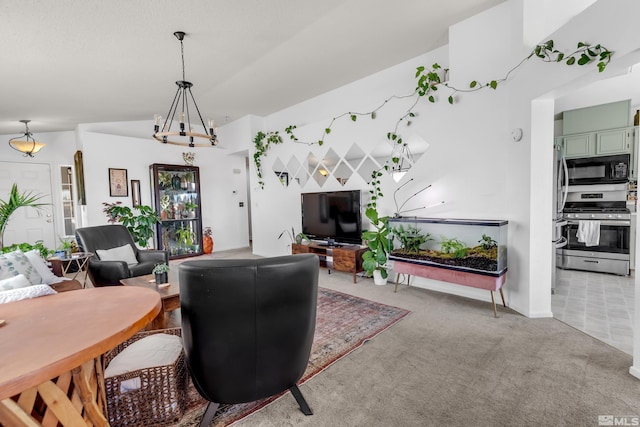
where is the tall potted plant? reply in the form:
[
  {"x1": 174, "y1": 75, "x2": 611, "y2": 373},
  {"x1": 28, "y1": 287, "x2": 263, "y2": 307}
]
[
  {"x1": 0, "y1": 184, "x2": 47, "y2": 248},
  {"x1": 361, "y1": 207, "x2": 391, "y2": 285}
]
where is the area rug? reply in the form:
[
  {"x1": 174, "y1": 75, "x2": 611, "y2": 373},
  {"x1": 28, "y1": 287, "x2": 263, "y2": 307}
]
[{"x1": 172, "y1": 287, "x2": 411, "y2": 426}]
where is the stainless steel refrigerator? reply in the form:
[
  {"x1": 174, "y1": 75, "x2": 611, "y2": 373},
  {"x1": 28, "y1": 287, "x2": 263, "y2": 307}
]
[{"x1": 552, "y1": 141, "x2": 568, "y2": 293}]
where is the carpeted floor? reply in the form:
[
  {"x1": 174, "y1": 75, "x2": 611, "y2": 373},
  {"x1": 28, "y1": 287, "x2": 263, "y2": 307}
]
[
  {"x1": 171, "y1": 286, "x2": 410, "y2": 426},
  {"x1": 169, "y1": 249, "x2": 640, "y2": 426}
]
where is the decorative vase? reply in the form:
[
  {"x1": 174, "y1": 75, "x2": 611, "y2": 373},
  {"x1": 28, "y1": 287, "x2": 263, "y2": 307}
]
[
  {"x1": 203, "y1": 234, "x2": 213, "y2": 254},
  {"x1": 373, "y1": 269, "x2": 387, "y2": 286},
  {"x1": 171, "y1": 174, "x2": 181, "y2": 190},
  {"x1": 155, "y1": 272, "x2": 168, "y2": 285}
]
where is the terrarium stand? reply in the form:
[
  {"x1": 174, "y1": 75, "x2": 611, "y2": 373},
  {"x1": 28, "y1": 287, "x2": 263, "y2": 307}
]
[{"x1": 393, "y1": 260, "x2": 507, "y2": 317}]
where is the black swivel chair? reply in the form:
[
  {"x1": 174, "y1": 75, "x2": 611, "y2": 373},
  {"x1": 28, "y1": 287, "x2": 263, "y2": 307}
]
[
  {"x1": 179, "y1": 254, "x2": 319, "y2": 426},
  {"x1": 75, "y1": 224, "x2": 168, "y2": 287}
]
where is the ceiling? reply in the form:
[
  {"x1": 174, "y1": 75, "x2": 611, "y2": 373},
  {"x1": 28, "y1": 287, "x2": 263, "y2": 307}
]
[{"x1": 0, "y1": 0, "x2": 506, "y2": 136}]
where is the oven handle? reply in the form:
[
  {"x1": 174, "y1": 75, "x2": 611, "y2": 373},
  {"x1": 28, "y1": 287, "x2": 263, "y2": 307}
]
[{"x1": 565, "y1": 220, "x2": 630, "y2": 226}]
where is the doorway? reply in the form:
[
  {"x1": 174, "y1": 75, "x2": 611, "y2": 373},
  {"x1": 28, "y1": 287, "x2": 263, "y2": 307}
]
[{"x1": 0, "y1": 162, "x2": 56, "y2": 249}]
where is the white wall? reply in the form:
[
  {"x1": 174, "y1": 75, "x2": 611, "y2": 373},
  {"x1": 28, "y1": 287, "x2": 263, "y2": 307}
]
[
  {"x1": 233, "y1": 0, "x2": 640, "y2": 321},
  {"x1": 76, "y1": 122, "x2": 250, "y2": 251}
]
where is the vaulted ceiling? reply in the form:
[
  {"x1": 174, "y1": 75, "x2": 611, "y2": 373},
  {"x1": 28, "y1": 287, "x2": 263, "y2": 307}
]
[{"x1": 0, "y1": 0, "x2": 505, "y2": 135}]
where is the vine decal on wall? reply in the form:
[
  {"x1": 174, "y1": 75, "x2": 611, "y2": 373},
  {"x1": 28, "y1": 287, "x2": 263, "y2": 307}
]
[{"x1": 252, "y1": 40, "x2": 613, "y2": 197}]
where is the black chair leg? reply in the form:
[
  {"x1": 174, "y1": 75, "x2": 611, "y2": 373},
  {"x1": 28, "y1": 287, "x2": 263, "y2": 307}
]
[
  {"x1": 289, "y1": 384, "x2": 313, "y2": 416},
  {"x1": 199, "y1": 401, "x2": 220, "y2": 427}
]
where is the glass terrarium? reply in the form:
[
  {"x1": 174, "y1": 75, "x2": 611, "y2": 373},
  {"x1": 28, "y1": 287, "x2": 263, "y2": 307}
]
[{"x1": 387, "y1": 217, "x2": 508, "y2": 276}]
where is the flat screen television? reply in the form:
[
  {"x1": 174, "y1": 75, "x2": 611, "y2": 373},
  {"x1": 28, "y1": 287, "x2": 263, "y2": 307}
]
[{"x1": 301, "y1": 190, "x2": 362, "y2": 245}]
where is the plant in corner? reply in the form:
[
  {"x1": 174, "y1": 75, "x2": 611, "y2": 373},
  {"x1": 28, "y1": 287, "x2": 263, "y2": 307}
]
[
  {"x1": 361, "y1": 207, "x2": 391, "y2": 284},
  {"x1": 0, "y1": 184, "x2": 48, "y2": 249}
]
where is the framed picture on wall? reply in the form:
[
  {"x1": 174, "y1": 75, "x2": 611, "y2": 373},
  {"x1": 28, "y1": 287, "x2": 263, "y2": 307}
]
[
  {"x1": 109, "y1": 168, "x2": 128, "y2": 197},
  {"x1": 131, "y1": 179, "x2": 141, "y2": 207}
]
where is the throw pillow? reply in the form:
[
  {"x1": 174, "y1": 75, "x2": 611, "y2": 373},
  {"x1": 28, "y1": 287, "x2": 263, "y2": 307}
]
[
  {"x1": 0, "y1": 250, "x2": 42, "y2": 286},
  {"x1": 96, "y1": 244, "x2": 138, "y2": 266},
  {"x1": 105, "y1": 333, "x2": 183, "y2": 392},
  {"x1": 0, "y1": 284, "x2": 57, "y2": 304},
  {"x1": 0, "y1": 274, "x2": 31, "y2": 291},
  {"x1": 24, "y1": 250, "x2": 63, "y2": 285}
]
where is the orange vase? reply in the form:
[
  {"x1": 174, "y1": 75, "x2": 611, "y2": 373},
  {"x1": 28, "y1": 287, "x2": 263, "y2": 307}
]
[{"x1": 203, "y1": 235, "x2": 213, "y2": 254}]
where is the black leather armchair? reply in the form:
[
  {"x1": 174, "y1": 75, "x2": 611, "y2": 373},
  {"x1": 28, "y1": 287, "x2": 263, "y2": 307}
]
[
  {"x1": 75, "y1": 224, "x2": 168, "y2": 287},
  {"x1": 179, "y1": 254, "x2": 319, "y2": 426}
]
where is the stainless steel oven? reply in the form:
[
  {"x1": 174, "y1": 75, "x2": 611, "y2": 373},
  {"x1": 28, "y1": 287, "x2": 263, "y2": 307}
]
[{"x1": 558, "y1": 183, "x2": 630, "y2": 275}]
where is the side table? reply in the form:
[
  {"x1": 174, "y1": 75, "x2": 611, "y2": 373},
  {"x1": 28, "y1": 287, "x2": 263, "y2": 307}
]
[{"x1": 48, "y1": 252, "x2": 94, "y2": 288}]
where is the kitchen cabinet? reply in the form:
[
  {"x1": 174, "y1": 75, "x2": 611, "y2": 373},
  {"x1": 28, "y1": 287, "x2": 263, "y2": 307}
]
[
  {"x1": 561, "y1": 127, "x2": 635, "y2": 159},
  {"x1": 596, "y1": 128, "x2": 632, "y2": 155},
  {"x1": 563, "y1": 133, "x2": 595, "y2": 158},
  {"x1": 150, "y1": 163, "x2": 203, "y2": 259}
]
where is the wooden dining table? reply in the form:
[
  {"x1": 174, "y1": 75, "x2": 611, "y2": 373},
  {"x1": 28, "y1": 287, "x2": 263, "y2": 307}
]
[{"x1": 0, "y1": 286, "x2": 161, "y2": 426}]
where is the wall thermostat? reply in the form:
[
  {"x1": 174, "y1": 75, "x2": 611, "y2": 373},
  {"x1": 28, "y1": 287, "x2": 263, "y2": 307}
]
[{"x1": 511, "y1": 128, "x2": 523, "y2": 142}]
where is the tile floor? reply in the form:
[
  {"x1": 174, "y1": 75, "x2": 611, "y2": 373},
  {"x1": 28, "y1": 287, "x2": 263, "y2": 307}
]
[{"x1": 552, "y1": 267, "x2": 635, "y2": 355}]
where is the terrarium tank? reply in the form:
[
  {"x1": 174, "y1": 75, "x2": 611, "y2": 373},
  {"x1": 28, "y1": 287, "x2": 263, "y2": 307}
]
[{"x1": 387, "y1": 217, "x2": 508, "y2": 276}]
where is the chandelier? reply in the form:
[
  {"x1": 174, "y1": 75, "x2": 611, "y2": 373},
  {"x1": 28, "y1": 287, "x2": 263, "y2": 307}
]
[
  {"x1": 153, "y1": 31, "x2": 218, "y2": 147},
  {"x1": 8, "y1": 120, "x2": 46, "y2": 157}
]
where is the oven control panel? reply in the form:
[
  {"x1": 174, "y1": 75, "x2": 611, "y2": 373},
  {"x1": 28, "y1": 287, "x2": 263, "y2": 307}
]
[{"x1": 564, "y1": 212, "x2": 630, "y2": 220}]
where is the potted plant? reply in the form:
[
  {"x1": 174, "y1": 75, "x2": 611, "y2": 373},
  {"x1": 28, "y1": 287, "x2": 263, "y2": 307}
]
[
  {"x1": 361, "y1": 207, "x2": 391, "y2": 285},
  {"x1": 158, "y1": 172, "x2": 173, "y2": 190},
  {"x1": 58, "y1": 237, "x2": 74, "y2": 258},
  {"x1": 152, "y1": 262, "x2": 170, "y2": 285},
  {"x1": 278, "y1": 227, "x2": 310, "y2": 245},
  {"x1": 184, "y1": 201, "x2": 198, "y2": 218},
  {"x1": 176, "y1": 226, "x2": 194, "y2": 252},
  {"x1": 159, "y1": 195, "x2": 171, "y2": 220},
  {"x1": 102, "y1": 202, "x2": 160, "y2": 248},
  {"x1": 0, "y1": 184, "x2": 48, "y2": 249}
]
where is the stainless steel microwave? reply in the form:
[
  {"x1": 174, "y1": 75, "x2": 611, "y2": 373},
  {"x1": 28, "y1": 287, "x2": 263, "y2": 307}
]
[{"x1": 565, "y1": 154, "x2": 630, "y2": 185}]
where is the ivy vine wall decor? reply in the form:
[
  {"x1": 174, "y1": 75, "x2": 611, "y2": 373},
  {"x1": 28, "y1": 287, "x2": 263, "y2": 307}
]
[{"x1": 252, "y1": 40, "x2": 613, "y2": 208}]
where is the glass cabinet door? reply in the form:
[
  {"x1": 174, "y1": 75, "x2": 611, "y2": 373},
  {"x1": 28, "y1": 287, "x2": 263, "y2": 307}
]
[{"x1": 150, "y1": 163, "x2": 203, "y2": 259}]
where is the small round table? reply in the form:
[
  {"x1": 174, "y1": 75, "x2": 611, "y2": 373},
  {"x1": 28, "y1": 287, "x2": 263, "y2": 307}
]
[
  {"x1": 48, "y1": 251, "x2": 94, "y2": 288},
  {"x1": 0, "y1": 286, "x2": 161, "y2": 426}
]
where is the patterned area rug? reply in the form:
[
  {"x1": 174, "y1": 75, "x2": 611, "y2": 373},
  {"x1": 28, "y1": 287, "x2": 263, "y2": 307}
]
[{"x1": 172, "y1": 287, "x2": 411, "y2": 426}]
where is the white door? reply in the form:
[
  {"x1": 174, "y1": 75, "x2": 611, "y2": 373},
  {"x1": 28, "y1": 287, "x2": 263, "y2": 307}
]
[{"x1": 0, "y1": 162, "x2": 55, "y2": 249}]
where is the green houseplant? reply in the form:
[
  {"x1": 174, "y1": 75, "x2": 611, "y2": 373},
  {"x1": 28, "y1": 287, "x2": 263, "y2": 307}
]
[
  {"x1": 102, "y1": 202, "x2": 160, "y2": 248},
  {"x1": 361, "y1": 207, "x2": 391, "y2": 284},
  {"x1": 152, "y1": 262, "x2": 170, "y2": 285},
  {"x1": 0, "y1": 184, "x2": 48, "y2": 249},
  {"x1": 176, "y1": 226, "x2": 195, "y2": 252}
]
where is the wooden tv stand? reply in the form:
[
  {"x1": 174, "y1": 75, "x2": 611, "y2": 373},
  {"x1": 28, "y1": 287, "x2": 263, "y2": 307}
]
[{"x1": 292, "y1": 243, "x2": 367, "y2": 283}]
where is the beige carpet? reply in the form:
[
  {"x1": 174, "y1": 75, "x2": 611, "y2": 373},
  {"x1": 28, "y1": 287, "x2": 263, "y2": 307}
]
[{"x1": 172, "y1": 249, "x2": 640, "y2": 426}]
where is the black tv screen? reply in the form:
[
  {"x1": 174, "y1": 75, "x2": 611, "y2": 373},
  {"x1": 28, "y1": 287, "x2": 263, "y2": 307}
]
[{"x1": 301, "y1": 190, "x2": 362, "y2": 245}]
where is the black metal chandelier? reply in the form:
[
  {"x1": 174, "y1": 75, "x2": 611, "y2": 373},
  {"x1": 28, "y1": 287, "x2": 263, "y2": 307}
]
[
  {"x1": 8, "y1": 120, "x2": 46, "y2": 157},
  {"x1": 153, "y1": 31, "x2": 218, "y2": 147}
]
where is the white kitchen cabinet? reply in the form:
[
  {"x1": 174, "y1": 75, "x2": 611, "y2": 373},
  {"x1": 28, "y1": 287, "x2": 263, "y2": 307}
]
[
  {"x1": 596, "y1": 128, "x2": 632, "y2": 155},
  {"x1": 563, "y1": 133, "x2": 595, "y2": 158}
]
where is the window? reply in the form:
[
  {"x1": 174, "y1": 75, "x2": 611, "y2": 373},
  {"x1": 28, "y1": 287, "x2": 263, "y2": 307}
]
[{"x1": 60, "y1": 166, "x2": 76, "y2": 237}]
